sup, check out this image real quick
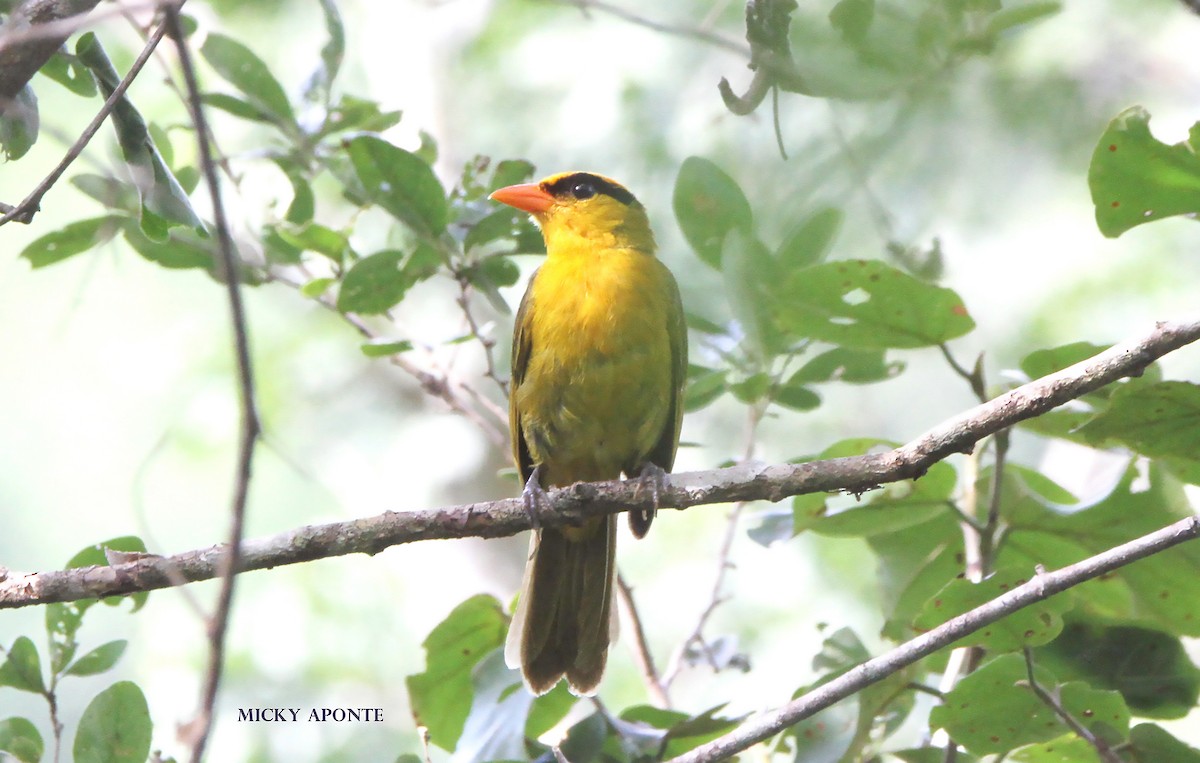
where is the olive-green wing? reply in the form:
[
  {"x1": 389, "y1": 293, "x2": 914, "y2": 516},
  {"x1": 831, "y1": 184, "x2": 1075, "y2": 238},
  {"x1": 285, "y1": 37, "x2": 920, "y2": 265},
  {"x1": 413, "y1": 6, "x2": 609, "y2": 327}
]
[
  {"x1": 510, "y1": 269, "x2": 539, "y2": 483},
  {"x1": 644, "y1": 265, "x2": 687, "y2": 472}
]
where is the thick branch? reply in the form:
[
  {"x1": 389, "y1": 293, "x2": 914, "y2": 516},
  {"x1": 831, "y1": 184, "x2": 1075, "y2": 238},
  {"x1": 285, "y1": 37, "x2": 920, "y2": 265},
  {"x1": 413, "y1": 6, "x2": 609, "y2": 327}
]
[
  {"x1": 0, "y1": 0, "x2": 101, "y2": 102},
  {"x1": 668, "y1": 515, "x2": 1200, "y2": 763},
  {"x1": 0, "y1": 318, "x2": 1196, "y2": 609}
]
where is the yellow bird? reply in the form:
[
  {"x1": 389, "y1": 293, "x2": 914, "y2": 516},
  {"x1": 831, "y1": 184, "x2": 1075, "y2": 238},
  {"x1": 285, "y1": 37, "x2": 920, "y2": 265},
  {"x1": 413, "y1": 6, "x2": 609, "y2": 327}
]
[{"x1": 490, "y1": 172, "x2": 687, "y2": 695}]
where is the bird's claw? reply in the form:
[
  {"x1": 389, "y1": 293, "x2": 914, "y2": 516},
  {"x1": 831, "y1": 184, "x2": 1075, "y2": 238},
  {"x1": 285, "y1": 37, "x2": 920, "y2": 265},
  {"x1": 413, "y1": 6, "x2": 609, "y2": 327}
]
[
  {"x1": 522, "y1": 465, "x2": 547, "y2": 531},
  {"x1": 629, "y1": 462, "x2": 669, "y2": 539}
]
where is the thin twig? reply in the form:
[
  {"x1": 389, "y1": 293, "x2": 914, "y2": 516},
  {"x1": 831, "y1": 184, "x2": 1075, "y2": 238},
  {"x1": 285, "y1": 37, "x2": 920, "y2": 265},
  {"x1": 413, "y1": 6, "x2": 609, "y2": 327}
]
[
  {"x1": 546, "y1": 0, "x2": 749, "y2": 56},
  {"x1": 164, "y1": 6, "x2": 262, "y2": 762},
  {"x1": 667, "y1": 514, "x2": 1200, "y2": 763},
  {"x1": 268, "y1": 269, "x2": 508, "y2": 445},
  {"x1": 616, "y1": 573, "x2": 671, "y2": 708},
  {"x1": 454, "y1": 272, "x2": 510, "y2": 397},
  {"x1": 0, "y1": 14, "x2": 169, "y2": 226},
  {"x1": 662, "y1": 402, "x2": 765, "y2": 689},
  {"x1": 2, "y1": 318, "x2": 1198, "y2": 609},
  {"x1": 1021, "y1": 648, "x2": 1123, "y2": 763}
]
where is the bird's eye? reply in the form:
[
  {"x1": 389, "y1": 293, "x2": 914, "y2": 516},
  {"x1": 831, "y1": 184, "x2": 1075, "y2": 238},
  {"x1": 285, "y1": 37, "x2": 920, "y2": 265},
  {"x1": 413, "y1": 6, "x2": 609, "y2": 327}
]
[{"x1": 572, "y1": 182, "x2": 596, "y2": 200}]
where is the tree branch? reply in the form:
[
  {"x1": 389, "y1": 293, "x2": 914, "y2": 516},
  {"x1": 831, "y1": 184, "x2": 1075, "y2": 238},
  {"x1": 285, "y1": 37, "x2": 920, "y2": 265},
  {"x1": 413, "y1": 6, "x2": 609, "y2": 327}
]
[
  {"x1": 0, "y1": 318, "x2": 1195, "y2": 609},
  {"x1": 667, "y1": 515, "x2": 1200, "y2": 763},
  {"x1": 0, "y1": 6, "x2": 169, "y2": 226},
  {"x1": 0, "y1": 0, "x2": 102, "y2": 104},
  {"x1": 163, "y1": 6, "x2": 261, "y2": 761}
]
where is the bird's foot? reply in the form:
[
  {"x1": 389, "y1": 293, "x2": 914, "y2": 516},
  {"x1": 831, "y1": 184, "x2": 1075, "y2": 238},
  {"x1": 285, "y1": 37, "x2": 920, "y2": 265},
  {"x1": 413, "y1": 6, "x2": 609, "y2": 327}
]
[
  {"x1": 629, "y1": 462, "x2": 669, "y2": 539},
  {"x1": 522, "y1": 465, "x2": 548, "y2": 531}
]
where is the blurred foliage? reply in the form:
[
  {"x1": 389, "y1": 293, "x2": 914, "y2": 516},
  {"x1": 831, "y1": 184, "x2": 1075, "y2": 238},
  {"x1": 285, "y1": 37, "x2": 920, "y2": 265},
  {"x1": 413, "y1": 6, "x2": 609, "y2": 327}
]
[
  {"x1": 0, "y1": 540, "x2": 150, "y2": 763},
  {"x1": 3, "y1": 0, "x2": 1200, "y2": 761}
]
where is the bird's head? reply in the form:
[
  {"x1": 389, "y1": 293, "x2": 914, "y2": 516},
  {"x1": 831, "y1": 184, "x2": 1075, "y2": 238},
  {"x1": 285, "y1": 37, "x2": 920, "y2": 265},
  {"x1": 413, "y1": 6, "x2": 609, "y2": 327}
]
[{"x1": 490, "y1": 171, "x2": 655, "y2": 252}]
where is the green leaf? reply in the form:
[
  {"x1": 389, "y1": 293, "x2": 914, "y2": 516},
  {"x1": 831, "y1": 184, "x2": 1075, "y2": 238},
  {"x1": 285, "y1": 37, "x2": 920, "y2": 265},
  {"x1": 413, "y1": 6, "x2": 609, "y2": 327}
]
[
  {"x1": 684, "y1": 367, "x2": 727, "y2": 412},
  {"x1": 0, "y1": 84, "x2": 38, "y2": 160},
  {"x1": 71, "y1": 173, "x2": 138, "y2": 213},
  {"x1": 869, "y1": 510, "x2": 963, "y2": 641},
  {"x1": 276, "y1": 222, "x2": 351, "y2": 263},
  {"x1": 800, "y1": 461, "x2": 955, "y2": 538},
  {"x1": 337, "y1": 249, "x2": 417, "y2": 314},
  {"x1": 465, "y1": 208, "x2": 522, "y2": 253},
  {"x1": 1089, "y1": 107, "x2": 1200, "y2": 237},
  {"x1": 46, "y1": 600, "x2": 90, "y2": 674},
  {"x1": 76, "y1": 34, "x2": 203, "y2": 238},
  {"x1": 344, "y1": 134, "x2": 447, "y2": 235},
  {"x1": 0, "y1": 638, "x2": 44, "y2": 693},
  {"x1": 0, "y1": 716, "x2": 43, "y2": 763},
  {"x1": 476, "y1": 254, "x2": 521, "y2": 288},
  {"x1": 673, "y1": 156, "x2": 752, "y2": 268},
  {"x1": 65, "y1": 536, "x2": 150, "y2": 612},
  {"x1": 789, "y1": 699, "x2": 859, "y2": 763},
  {"x1": 360, "y1": 340, "x2": 413, "y2": 357},
  {"x1": 1078, "y1": 381, "x2": 1200, "y2": 458},
  {"x1": 914, "y1": 566, "x2": 1070, "y2": 652},
  {"x1": 1021, "y1": 341, "x2": 1112, "y2": 379},
  {"x1": 788, "y1": 347, "x2": 902, "y2": 385},
  {"x1": 1128, "y1": 723, "x2": 1200, "y2": 762},
  {"x1": 73, "y1": 681, "x2": 152, "y2": 763},
  {"x1": 620, "y1": 705, "x2": 742, "y2": 759},
  {"x1": 776, "y1": 259, "x2": 974, "y2": 349},
  {"x1": 1007, "y1": 736, "x2": 1104, "y2": 762},
  {"x1": 201, "y1": 92, "x2": 276, "y2": 124},
  {"x1": 721, "y1": 229, "x2": 776, "y2": 360},
  {"x1": 525, "y1": 682, "x2": 575, "y2": 740},
  {"x1": 452, "y1": 650, "x2": 538, "y2": 762},
  {"x1": 1036, "y1": 622, "x2": 1200, "y2": 719},
  {"x1": 20, "y1": 216, "x2": 121, "y2": 268},
  {"x1": 317, "y1": 95, "x2": 402, "y2": 138},
  {"x1": 64, "y1": 640, "x2": 127, "y2": 677},
  {"x1": 405, "y1": 594, "x2": 508, "y2": 751},
  {"x1": 123, "y1": 225, "x2": 212, "y2": 271},
  {"x1": 200, "y1": 33, "x2": 295, "y2": 127},
  {"x1": 776, "y1": 207, "x2": 843, "y2": 273},
  {"x1": 829, "y1": 0, "x2": 875, "y2": 43},
  {"x1": 930, "y1": 654, "x2": 1067, "y2": 755},
  {"x1": 489, "y1": 158, "x2": 536, "y2": 192},
  {"x1": 41, "y1": 51, "x2": 98, "y2": 96},
  {"x1": 300, "y1": 277, "x2": 335, "y2": 298},
  {"x1": 773, "y1": 377, "x2": 821, "y2": 411},
  {"x1": 729, "y1": 372, "x2": 771, "y2": 404}
]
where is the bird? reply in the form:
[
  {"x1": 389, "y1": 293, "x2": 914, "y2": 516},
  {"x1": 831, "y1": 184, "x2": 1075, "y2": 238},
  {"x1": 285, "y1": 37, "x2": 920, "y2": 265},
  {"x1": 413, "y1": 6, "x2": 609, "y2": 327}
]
[{"x1": 490, "y1": 171, "x2": 687, "y2": 696}]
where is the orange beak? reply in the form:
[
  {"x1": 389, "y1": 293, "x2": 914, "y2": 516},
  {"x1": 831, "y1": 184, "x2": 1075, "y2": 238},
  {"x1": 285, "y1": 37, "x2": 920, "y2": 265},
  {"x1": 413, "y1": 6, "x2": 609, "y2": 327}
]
[{"x1": 490, "y1": 183, "x2": 555, "y2": 215}]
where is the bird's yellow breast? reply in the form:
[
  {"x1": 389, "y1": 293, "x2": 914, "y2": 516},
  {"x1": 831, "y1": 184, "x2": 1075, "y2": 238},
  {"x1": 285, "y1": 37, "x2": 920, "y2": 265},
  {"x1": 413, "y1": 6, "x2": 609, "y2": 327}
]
[{"x1": 515, "y1": 244, "x2": 676, "y2": 487}]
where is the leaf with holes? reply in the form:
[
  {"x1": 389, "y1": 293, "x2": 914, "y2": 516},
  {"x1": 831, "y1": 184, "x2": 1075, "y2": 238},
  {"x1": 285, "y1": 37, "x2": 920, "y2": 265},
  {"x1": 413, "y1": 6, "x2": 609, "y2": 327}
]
[
  {"x1": 1089, "y1": 107, "x2": 1200, "y2": 237},
  {"x1": 1078, "y1": 381, "x2": 1200, "y2": 460},
  {"x1": 776, "y1": 259, "x2": 974, "y2": 349},
  {"x1": 914, "y1": 566, "x2": 1071, "y2": 652},
  {"x1": 930, "y1": 654, "x2": 1067, "y2": 755}
]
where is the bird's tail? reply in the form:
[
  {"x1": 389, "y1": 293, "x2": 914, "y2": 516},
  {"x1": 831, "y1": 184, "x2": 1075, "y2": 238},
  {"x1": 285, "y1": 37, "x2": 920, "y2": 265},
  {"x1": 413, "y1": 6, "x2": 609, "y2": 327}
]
[{"x1": 505, "y1": 515, "x2": 617, "y2": 695}]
